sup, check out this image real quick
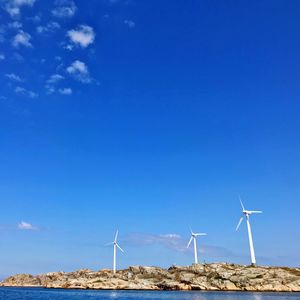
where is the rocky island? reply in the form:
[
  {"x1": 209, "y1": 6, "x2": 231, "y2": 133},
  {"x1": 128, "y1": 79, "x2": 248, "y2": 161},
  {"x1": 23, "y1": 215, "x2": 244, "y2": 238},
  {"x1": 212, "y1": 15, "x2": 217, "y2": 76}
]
[{"x1": 1, "y1": 263, "x2": 300, "y2": 292}]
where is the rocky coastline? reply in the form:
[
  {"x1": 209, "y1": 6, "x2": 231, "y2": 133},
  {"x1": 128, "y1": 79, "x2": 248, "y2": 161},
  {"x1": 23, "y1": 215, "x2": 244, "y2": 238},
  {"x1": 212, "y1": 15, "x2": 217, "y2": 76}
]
[{"x1": 1, "y1": 263, "x2": 300, "y2": 292}]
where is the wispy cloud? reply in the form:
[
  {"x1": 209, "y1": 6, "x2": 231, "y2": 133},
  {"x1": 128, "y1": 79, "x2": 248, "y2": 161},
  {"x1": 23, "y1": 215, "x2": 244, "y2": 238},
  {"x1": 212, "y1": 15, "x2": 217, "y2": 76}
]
[
  {"x1": 37, "y1": 22, "x2": 60, "y2": 34},
  {"x1": 45, "y1": 85, "x2": 55, "y2": 95},
  {"x1": 59, "y1": 87, "x2": 72, "y2": 95},
  {"x1": 67, "y1": 25, "x2": 95, "y2": 48},
  {"x1": 0, "y1": 53, "x2": 5, "y2": 60},
  {"x1": 18, "y1": 221, "x2": 37, "y2": 230},
  {"x1": 8, "y1": 21, "x2": 22, "y2": 29},
  {"x1": 52, "y1": 0, "x2": 77, "y2": 18},
  {"x1": 46, "y1": 73, "x2": 64, "y2": 84},
  {"x1": 123, "y1": 232, "x2": 238, "y2": 260},
  {"x1": 123, "y1": 233, "x2": 187, "y2": 252},
  {"x1": 67, "y1": 60, "x2": 91, "y2": 83},
  {"x1": 12, "y1": 30, "x2": 32, "y2": 48},
  {"x1": 5, "y1": 73, "x2": 23, "y2": 82},
  {"x1": 45, "y1": 74, "x2": 64, "y2": 94},
  {"x1": 124, "y1": 19, "x2": 135, "y2": 29},
  {"x1": 4, "y1": 0, "x2": 36, "y2": 17},
  {"x1": 15, "y1": 86, "x2": 38, "y2": 98},
  {"x1": 27, "y1": 14, "x2": 41, "y2": 23}
]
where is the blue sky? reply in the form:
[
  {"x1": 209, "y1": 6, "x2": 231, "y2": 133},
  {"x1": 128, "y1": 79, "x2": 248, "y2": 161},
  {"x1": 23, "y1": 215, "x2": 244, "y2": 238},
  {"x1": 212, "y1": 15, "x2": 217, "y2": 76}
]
[{"x1": 0, "y1": 0, "x2": 300, "y2": 278}]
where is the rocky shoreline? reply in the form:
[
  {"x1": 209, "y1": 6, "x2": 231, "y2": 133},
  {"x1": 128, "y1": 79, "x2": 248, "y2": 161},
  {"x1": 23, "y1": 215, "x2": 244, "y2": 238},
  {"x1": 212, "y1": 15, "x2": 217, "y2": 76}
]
[{"x1": 1, "y1": 263, "x2": 300, "y2": 292}]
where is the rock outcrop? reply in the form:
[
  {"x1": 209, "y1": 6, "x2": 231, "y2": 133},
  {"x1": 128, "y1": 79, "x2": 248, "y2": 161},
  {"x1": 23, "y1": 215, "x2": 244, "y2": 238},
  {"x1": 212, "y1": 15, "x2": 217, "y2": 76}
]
[{"x1": 1, "y1": 263, "x2": 300, "y2": 292}]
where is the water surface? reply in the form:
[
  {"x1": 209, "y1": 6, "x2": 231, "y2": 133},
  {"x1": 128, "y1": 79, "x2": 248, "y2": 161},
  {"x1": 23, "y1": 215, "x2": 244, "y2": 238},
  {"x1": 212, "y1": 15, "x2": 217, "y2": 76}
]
[{"x1": 0, "y1": 288, "x2": 299, "y2": 300}]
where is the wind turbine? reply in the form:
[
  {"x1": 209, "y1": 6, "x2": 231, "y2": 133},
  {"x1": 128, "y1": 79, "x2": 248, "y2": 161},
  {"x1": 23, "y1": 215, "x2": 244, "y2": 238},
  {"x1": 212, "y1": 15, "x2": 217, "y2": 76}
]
[
  {"x1": 187, "y1": 229, "x2": 207, "y2": 264},
  {"x1": 106, "y1": 230, "x2": 124, "y2": 274},
  {"x1": 236, "y1": 198, "x2": 262, "y2": 266}
]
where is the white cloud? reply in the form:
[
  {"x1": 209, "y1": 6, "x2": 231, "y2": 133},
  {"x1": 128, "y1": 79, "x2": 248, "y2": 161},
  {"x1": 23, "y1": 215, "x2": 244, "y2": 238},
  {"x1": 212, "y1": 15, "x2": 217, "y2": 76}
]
[
  {"x1": 12, "y1": 30, "x2": 32, "y2": 48},
  {"x1": 160, "y1": 234, "x2": 181, "y2": 239},
  {"x1": 52, "y1": 0, "x2": 77, "y2": 18},
  {"x1": 8, "y1": 21, "x2": 22, "y2": 29},
  {"x1": 67, "y1": 60, "x2": 91, "y2": 83},
  {"x1": 18, "y1": 221, "x2": 37, "y2": 230},
  {"x1": 4, "y1": 0, "x2": 36, "y2": 17},
  {"x1": 64, "y1": 44, "x2": 73, "y2": 51},
  {"x1": 0, "y1": 53, "x2": 5, "y2": 60},
  {"x1": 5, "y1": 73, "x2": 23, "y2": 82},
  {"x1": 46, "y1": 73, "x2": 64, "y2": 84},
  {"x1": 59, "y1": 87, "x2": 72, "y2": 95},
  {"x1": 45, "y1": 85, "x2": 55, "y2": 94},
  {"x1": 15, "y1": 86, "x2": 38, "y2": 98},
  {"x1": 27, "y1": 15, "x2": 41, "y2": 22},
  {"x1": 37, "y1": 21, "x2": 60, "y2": 34},
  {"x1": 45, "y1": 74, "x2": 64, "y2": 94},
  {"x1": 124, "y1": 19, "x2": 135, "y2": 28},
  {"x1": 67, "y1": 25, "x2": 95, "y2": 48}
]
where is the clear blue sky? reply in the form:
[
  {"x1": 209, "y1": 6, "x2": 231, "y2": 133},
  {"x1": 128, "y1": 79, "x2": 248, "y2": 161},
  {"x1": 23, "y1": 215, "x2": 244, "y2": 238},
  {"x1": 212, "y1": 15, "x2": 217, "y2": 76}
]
[{"x1": 0, "y1": 0, "x2": 300, "y2": 278}]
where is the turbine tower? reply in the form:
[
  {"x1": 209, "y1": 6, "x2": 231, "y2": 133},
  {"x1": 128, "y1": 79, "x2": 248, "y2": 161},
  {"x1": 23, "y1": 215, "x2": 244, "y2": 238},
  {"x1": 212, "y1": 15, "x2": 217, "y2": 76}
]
[
  {"x1": 106, "y1": 230, "x2": 124, "y2": 274},
  {"x1": 187, "y1": 229, "x2": 207, "y2": 264},
  {"x1": 236, "y1": 198, "x2": 262, "y2": 266}
]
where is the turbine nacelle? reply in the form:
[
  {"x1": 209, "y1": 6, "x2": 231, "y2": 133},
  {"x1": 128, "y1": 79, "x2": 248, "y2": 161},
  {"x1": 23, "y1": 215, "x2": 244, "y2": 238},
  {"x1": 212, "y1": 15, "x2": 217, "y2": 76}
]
[
  {"x1": 243, "y1": 210, "x2": 263, "y2": 216},
  {"x1": 236, "y1": 197, "x2": 262, "y2": 230},
  {"x1": 192, "y1": 232, "x2": 207, "y2": 238},
  {"x1": 187, "y1": 233, "x2": 207, "y2": 248}
]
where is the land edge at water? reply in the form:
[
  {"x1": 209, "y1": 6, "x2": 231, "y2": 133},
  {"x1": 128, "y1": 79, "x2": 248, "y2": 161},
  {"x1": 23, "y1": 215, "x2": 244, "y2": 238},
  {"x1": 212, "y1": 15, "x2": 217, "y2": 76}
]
[{"x1": 1, "y1": 263, "x2": 300, "y2": 292}]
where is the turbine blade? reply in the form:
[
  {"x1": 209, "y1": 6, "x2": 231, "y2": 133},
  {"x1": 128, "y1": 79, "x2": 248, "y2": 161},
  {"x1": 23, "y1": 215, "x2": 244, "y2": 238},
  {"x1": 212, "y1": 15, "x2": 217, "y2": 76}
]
[
  {"x1": 187, "y1": 236, "x2": 193, "y2": 248},
  {"x1": 194, "y1": 233, "x2": 207, "y2": 236},
  {"x1": 236, "y1": 217, "x2": 244, "y2": 231},
  {"x1": 239, "y1": 196, "x2": 245, "y2": 211},
  {"x1": 116, "y1": 243, "x2": 124, "y2": 252},
  {"x1": 249, "y1": 210, "x2": 262, "y2": 214},
  {"x1": 114, "y1": 230, "x2": 119, "y2": 242},
  {"x1": 189, "y1": 227, "x2": 194, "y2": 235}
]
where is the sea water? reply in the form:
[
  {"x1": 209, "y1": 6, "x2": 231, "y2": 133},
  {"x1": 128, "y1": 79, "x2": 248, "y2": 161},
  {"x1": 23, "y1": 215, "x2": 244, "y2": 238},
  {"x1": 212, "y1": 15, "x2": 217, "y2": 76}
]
[{"x1": 0, "y1": 288, "x2": 299, "y2": 300}]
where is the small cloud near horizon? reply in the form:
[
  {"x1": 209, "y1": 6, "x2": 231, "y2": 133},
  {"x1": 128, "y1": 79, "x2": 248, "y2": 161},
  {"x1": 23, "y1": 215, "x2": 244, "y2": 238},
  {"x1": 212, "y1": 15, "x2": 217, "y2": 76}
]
[
  {"x1": 122, "y1": 232, "x2": 187, "y2": 252},
  {"x1": 122, "y1": 232, "x2": 239, "y2": 260},
  {"x1": 18, "y1": 221, "x2": 38, "y2": 231}
]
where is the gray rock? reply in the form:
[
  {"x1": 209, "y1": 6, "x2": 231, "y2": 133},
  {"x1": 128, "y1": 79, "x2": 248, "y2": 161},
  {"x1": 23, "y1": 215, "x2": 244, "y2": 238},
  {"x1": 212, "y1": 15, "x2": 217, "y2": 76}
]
[{"x1": 1, "y1": 263, "x2": 299, "y2": 292}]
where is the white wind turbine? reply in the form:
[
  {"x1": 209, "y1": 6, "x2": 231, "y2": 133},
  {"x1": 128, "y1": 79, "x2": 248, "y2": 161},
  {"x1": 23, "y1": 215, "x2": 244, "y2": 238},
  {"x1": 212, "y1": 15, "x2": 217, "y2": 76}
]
[
  {"x1": 106, "y1": 230, "x2": 124, "y2": 274},
  {"x1": 187, "y1": 229, "x2": 207, "y2": 264},
  {"x1": 236, "y1": 198, "x2": 262, "y2": 266}
]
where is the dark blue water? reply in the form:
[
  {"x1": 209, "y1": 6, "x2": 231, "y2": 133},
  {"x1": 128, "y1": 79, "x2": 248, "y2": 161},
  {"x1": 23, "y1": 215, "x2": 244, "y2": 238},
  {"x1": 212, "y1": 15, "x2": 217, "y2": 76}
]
[{"x1": 0, "y1": 288, "x2": 299, "y2": 300}]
